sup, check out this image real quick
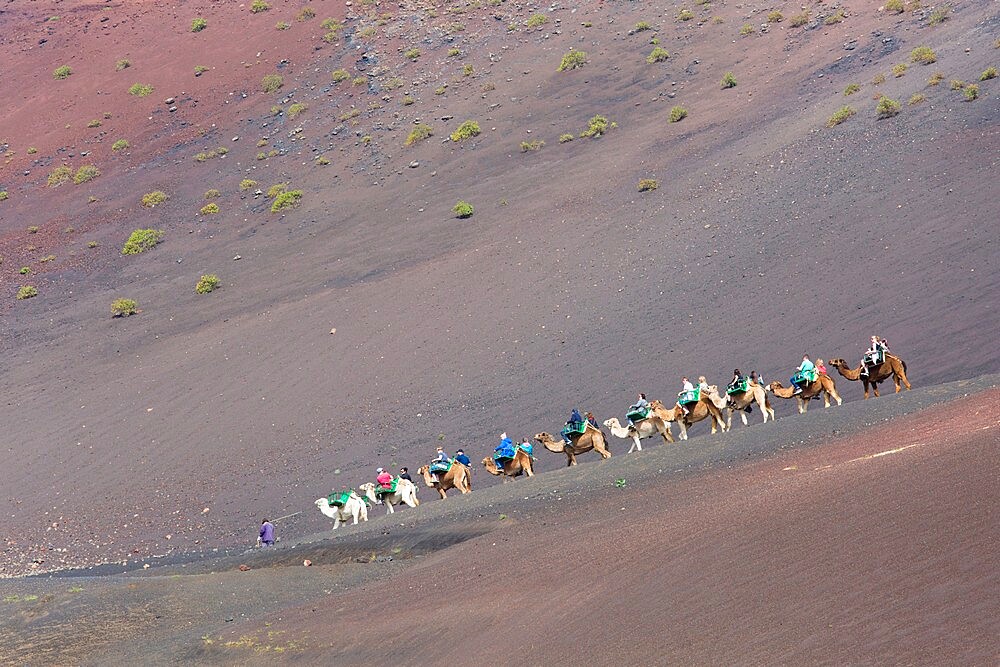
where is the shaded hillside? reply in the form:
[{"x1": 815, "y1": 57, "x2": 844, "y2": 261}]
[{"x1": 0, "y1": 0, "x2": 998, "y2": 575}]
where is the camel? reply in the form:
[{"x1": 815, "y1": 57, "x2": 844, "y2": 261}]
[
  {"x1": 603, "y1": 416, "x2": 673, "y2": 454},
  {"x1": 482, "y1": 448, "x2": 535, "y2": 481},
  {"x1": 534, "y1": 425, "x2": 611, "y2": 466},
  {"x1": 314, "y1": 492, "x2": 369, "y2": 529},
  {"x1": 767, "y1": 376, "x2": 843, "y2": 413},
  {"x1": 723, "y1": 382, "x2": 776, "y2": 430},
  {"x1": 828, "y1": 356, "x2": 911, "y2": 399},
  {"x1": 649, "y1": 392, "x2": 727, "y2": 441},
  {"x1": 417, "y1": 463, "x2": 472, "y2": 499},
  {"x1": 358, "y1": 479, "x2": 420, "y2": 515}
]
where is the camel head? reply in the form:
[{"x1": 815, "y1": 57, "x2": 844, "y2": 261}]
[
  {"x1": 829, "y1": 358, "x2": 848, "y2": 369},
  {"x1": 766, "y1": 381, "x2": 783, "y2": 392},
  {"x1": 534, "y1": 432, "x2": 552, "y2": 442},
  {"x1": 358, "y1": 482, "x2": 375, "y2": 493},
  {"x1": 603, "y1": 417, "x2": 622, "y2": 429},
  {"x1": 314, "y1": 498, "x2": 327, "y2": 508}
]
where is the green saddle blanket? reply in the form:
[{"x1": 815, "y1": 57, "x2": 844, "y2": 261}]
[
  {"x1": 792, "y1": 369, "x2": 818, "y2": 385},
  {"x1": 626, "y1": 407, "x2": 651, "y2": 422},
  {"x1": 727, "y1": 379, "x2": 749, "y2": 395},
  {"x1": 677, "y1": 388, "x2": 700, "y2": 405},
  {"x1": 561, "y1": 421, "x2": 587, "y2": 437},
  {"x1": 375, "y1": 478, "x2": 399, "y2": 496},
  {"x1": 327, "y1": 491, "x2": 356, "y2": 507}
]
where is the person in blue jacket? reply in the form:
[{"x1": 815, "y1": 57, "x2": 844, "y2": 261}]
[{"x1": 454, "y1": 448, "x2": 471, "y2": 467}]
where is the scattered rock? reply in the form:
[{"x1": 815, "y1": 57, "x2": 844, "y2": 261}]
[
  {"x1": 238, "y1": 564, "x2": 250, "y2": 572},
  {"x1": 409, "y1": 161, "x2": 419, "y2": 168},
  {"x1": 303, "y1": 559, "x2": 312, "y2": 567}
]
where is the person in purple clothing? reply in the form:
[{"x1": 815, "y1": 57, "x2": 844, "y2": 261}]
[{"x1": 258, "y1": 519, "x2": 275, "y2": 547}]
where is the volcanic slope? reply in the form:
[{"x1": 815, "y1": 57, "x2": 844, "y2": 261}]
[{"x1": 0, "y1": 1, "x2": 998, "y2": 574}]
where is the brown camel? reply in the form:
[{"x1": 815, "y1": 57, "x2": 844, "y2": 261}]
[
  {"x1": 828, "y1": 356, "x2": 911, "y2": 399},
  {"x1": 417, "y1": 463, "x2": 472, "y2": 499},
  {"x1": 767, "y1": 377, "x2": 842, "y2": 414},
  {"x1": 724, "y1": 382, "x2": 776, "y2": 429},
  {"x1": 650, "y1": 391, "x2": 726, "y2": 441},
  {"x1": 534, "y1": 425, "x2": 611, "y2": 467},
  {"x1": 481, "y1": 449, "x2": 534, "y2": 482}
]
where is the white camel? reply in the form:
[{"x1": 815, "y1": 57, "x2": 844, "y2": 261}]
[
  {"x1": 603, "y1": 416, "x2": 673, "y2": 453},
  {"x1": 358, "y1": 480, "x2": 420, "y2": 515},
  {"x1": 314, "y1": 493, "x2": 369, "y2": 529}
]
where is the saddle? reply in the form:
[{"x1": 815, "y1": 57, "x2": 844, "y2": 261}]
[
  {"x1": 726, "y1": 379, "x2": 749, "y2": 395},
  {"x1": 375, "y1": 478, "x2": 399, "y2": 496},
  {"x1": 429, "y1": 459, "x2": 453, "y2": 474},
  {"x1": 626, "y1": 406, "x2": 652, "y2": 422},
  {"x1": 561, "y1": 420, "x2": 587, "y2": 439},
  {"x1": 792, "y1": 369, "x2": 818, "y2": 385},
  {"x1": 677, "y1": 388, "x2": 700, "y2": 405},
  {"x1": 327, "y1": 491, "x2": 356, "y2": 507}
]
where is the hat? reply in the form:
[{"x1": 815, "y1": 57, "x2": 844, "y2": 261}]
[
  {"x1": 500, "y1": 432, "x2": 507, "y2": 439},
  {"x1": 457, "y1": 449, "x2": 464, "y2": 454},
  {"x1": 376, "y1": 467, "x2": 384, "y2": 473}
]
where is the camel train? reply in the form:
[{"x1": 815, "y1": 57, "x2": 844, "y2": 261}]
[{"x1": 314, "y1": 344, "x2": 910, "y2": 530}]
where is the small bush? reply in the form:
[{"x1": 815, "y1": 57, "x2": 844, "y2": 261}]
[
  {"x1": 928, "y1": 5, "x2": 949, "y2": 25},
  {"x1": 669, "y1": 105, "x2": 688, "y2": 122},
  {"x1": 194, "y1": 65, "x2": 209, "y2": 75},
  {"x1": 271, "y1": 190, "x2": 303, "y2": 212},
  {"x1": 250, "y1": 0, "x2": 270, "y2": 13},
  {"x1": 448, "y1": 48, "x2": 461, "y2": 57},
  {"x1": 767, "y1": 10, "x2": 783, "y2": 22},
  {"x1": 204, "y1": 189, "x2": 221, "y2": 199},
  {"x1": 191, "y1": 17, "x2": 208, "y2": 32},
  {"x1": 520, "y1": 140, "x2": 544, "y2": 152},
  {"x1": 647, "y1": 47, "x2": 670, "y2": 64},
  {"x1": 739, "y1": 23, "x2": 754, "y2": 36},
  {"x1": 88, "y1": 241, "x2": 98, "y2": 248},
  {"x1": 634, "y1": 21, "x2": 652, "y2": 32},
  {"x1": 876, "y1": 96, "x2": 901, "y2": 118},
  {"x1": 405, "y1": 124, "x2": 433, "y2": 146},
  {"x1": 73, "y1": 165, "x2": 100, "y2": 184},
  {"x1": 288, "y1": 102, "x2": 307, "y2": 118},
  {"x1": 275, "y1": 21, "x2": 290, "y2": 30},
  {"x1": 950, "y1": 79, "x2": 965, "y2": 90},
  {"x1": 980, "y1": 67, "x2": 998, "y2": 81},
  {"x1": 141, "y1": 190, "x2": 168, "y2": 207},
  {"x1": 789, "y1": 11, "x2": 810, "y2": 27},
  {"x1": 16, "y1": 286, "x2": 38, "y2": 300},
  {"x1": 27, "y1": 147, "x2": 37, "y2": 154},
  {"x1": 451, "y1": 120, "x2": 481, "y2": 142},
  {"x1": 637, "y1": 179, "x2": 659, "y2": 192},
  {"x1": 527, "y1": 13, "x2": 548, "y2": 28},
  {"x1": 963, "y1": 84, "x2": 979, "y2": 100},
  {"x1": 892, "y1": 63, "x2": 908, "y2": 77},
  {"x1": 908, "y1": 93, "x2": 927, "y2": 105},
  {"x1": 128, "y1": 83, "x2": 154, "y2": 97},
  {"x1": 315, "y1": 156, "x2": 330, "y2": 165},
  {"x1": 112, "y1": 139, "x2": 130, "y2": 151},
  {"x1": 462, "y1": 64, "x2": 474, "y2": 77},
  {"x1": 872, "y1": 73, "x2": 886, "y2": 85},
  {"x1": 19, "y1": 267, "x2": 30, "y2": 275},
  {"x1": 434, "y1": 86, "x2": 447, "y2": 95},
  {"x1": 824, "y1": 9, "x2": 846, "y2": 24},
  {"x1": 121, "y1": 228, "x2": 164, "y2": 254},
  {"x1": 844, "y1": 83, "x2": 861, "y2": 96},
  {"x1": 53, "y1": 65, "x2": 72, "y2": 80},
  {"x1": 261, "y1": 74, "x2": 283, "y2": 93},
  {"x1": 267, "y1": 183, "x2": 288, "y2": 198},
  {"x1": 115, "y1": 58, "x2": 131, "y2": 71},
  {"x1": 352, "y1": 76, "x2": 368, "y2": 86},
  {"x1": 28, "y1": 226, "x2": 39, "y2": 233},
  {"x1": 111, "y1": 298, "x2": 138, "y2": 317},
  {"x1": 885, "y1": 0, "x2": 905, "y2": 12},
  {"x1": 721, "y1": 72, "x2": 737, "y2": 89},
  {"x1": 402, "y1": 95, "x2": 415, "y2": 106},
  {"x1": 910, "y1": 46, "x2": 937, "y2": 64},
  {"x1": 0, "y1": 191, "x2": 7, "y2": 201},
  {"x1": 298, "y1": 7, "x2": 316, "y2": 21},
  {"x1": 453, "y1": 201, "x2": 474, "y2": 218},
  {"x1": 47, "y1": 165, "x2": 72, "y2": 187},
  {"x1": 331, "y1": 69, "x2": 350, "y2": 82},
  {"x1": 240, "y1": 179, "x2": 258, "y2": 191},
  {"x1": 404, "y1": 47, "x2": 421, "y2": 60},
  {"x1": 321, "y1": 17, "x2": 343, "y2": 30},
  {"x1": 87, "y1": 119, "x2": 102, "y2": 128},
  {"x1": 200, "y1": 202, "x2": 220, "y2": 215},
  {"x1": 677, "y1": 9, "x2": 695, "y2": 21},
  {"x1": 559, "y1": 133, "x2": 575, "y2": 143},
  {"x1": 195, "y1": 274, "x2": 221, "y2": 294},
  {"x1": 580, "y1": 114, "x2": 611, "y2": 138},
  {"x1": 826, "y1": 106, "x2": 856, "y2": 127},
  {"x1": 557, "y1": 50, "x2": 587, "y2": 72}
]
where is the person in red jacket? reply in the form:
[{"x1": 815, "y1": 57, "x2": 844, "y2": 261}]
[{"x1": 376, "y1": 467, "x2": 393, "y2": 489}]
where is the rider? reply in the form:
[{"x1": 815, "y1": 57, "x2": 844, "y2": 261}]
[
  {"x1": 815, "y1": 358, "x2": 828, "y2": 375},
  {"x1": 792, "y1": 355, "x2": 816, "y2": 395},
  {"x1": 627, "y1": 392, "x2": 649, "y2": 425},
  {"x1": 564, "y1": 408, "x2": 584, "y2": 443},
  {"x1": 495, "y1": 433, "x2": 514, "y2": 461},
  {"x1": 679, "y1": 377, "x2": 695, "y2": 415},
  {"x1": 586, "y1": 411, "x2": 599, "y2": 429},
  {"x1": 728, "y1": 369, "x2": 744, "y2": 392},
  {"x1": 376, "y1": 467, "x2": 393, "y2": 489},
  {"x1": 430, "y1": 446, "x2": 449, "y2": 482},
  {"x1": 860, "y1": 335, "x2": 889, "y2": 378},
  {"x1": 454, "y1": 449, "x2": 472, "y2": 467},
  {"x1": 750, "y1": 370, "x2": 763, "y2": 386}
]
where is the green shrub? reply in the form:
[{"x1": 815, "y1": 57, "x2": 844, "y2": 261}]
[
  {"x1": 462, "y1": 64, "x2": 474, "y2": 77},
  {"x1": 885, "y1": 0, "x2": 905, "y2": 13},
  {"x1": 200, "y1": 202, "x2": 220, "y2": 215},
  {"x1": 767, "y1": 10, "x2": 783, "y2": 22},
  {"x1": 288, "y1": 102, "x2": 307, "y2": 118},
  {"x1": 559, "y1": 133, "x2": 575, "y2": 143},
  {"x1": 826, "y1": 106, "x2": 856, "y2": 127},
  {"x1": 872, "y1": 73, "x2": 886, "y2": 85},
  {"x1": 121, "y1": 228, "x2": 164, "y2": 254},
  {"x1": 250, "y1": 0, "x2": 270, "y2": 13},
  {"x1": 352, "y1": 76, "x2": 368, "y2": 86},
  {"x1": 789, "y1": 11, "x2": 810, "y2": 27},
  {"x1": 267, "y1": 183, "x2": 288, "y2": 198},
  {"x1": 28, "y1": 226, "x2": 39, "y2": 233},
  {"x1": 908, "y1": 93, "x2": 927, "y2": 105},
  {"x1": 963, "y1": 84, "x2": 979, "y2": 100},
  {"x1": 891, "y1": 63, "x2": 908, "y2": 77},
  {"x1": 53, "y1": 65, "x2": 72, "y2": 80},
  {"x1": 824, "y1": 9, "x2": 846, "y2": 24},
  {"x1": 87, "y1": 119, "x2": 102, "y2": 128},
  {"x1": 739, "y1": 23, "x2": 754, "y2": 36},
  {"x1": 16, "y1": 286, "x2": 38, "y2": 300},
  {"x1": 115, "y1": 59, "x2": 131, "y2": 71},
  {"x1": 194, "y1": 65, "x2": 209, "y2": 75},
  {"x1": 73, "y1": 165, "x2": 100, "y2": 184},
  {"x1": 404, "y1": 48, "x2": 421, "y2": 60},
  {"x1": 876, "y1": 96, "x2": 901, "y2": 118},
  {"x1": 928, "y1": 5, "x2": 949, "y2": 25},
  {"x1": 637, "y1": 179, "x2": 658, "y2": 192},
  {"x1": 261, "y1": 74, "x2": 283, "y2": 93},
  {"x1": 191, "y1": 17, "x2": 208, "y2": 32},
  {"x1": 315, "y1": 156, "x2": 330, "y2": 165},
  {"x1": 19, "y1": 267, "x2": 30, "y2": 275},
  {"x1": 128, "y1": 83, "x2": 154, "y2": 97},
  {"x1": 111, "y1": 298, "x2": 138, "y2": 317},
  {"x1": 0, "y1": 191, "x2": 7, "y2": 201},
  {"x1": 910, "y1": 46, "x2": 936, "y2": 64},
  {"x1": 298, "y1": 7, "x2": 316, "y2": 21},
  {"x1": 669, "y1": 105, "x2": 688, "y2": 122},
  {"x1": 321, "y1": 17, "x2": 343, "y2": 30},
  {"x1": 580, "y1": 115, "x2": 610, "y2": 138},
  {"x1": 520, "y1": 140, "x2": 544, "y2": 152},
  {"x1": 980, "y1": 67, "x2": 998, "y2": 81},
  {"x1": 27, "y1": 147, "x2": 37, "y2": 154},
  {"x1": 88, "y1": 241, "x2": 98, "y2": 248},
  {"x1": 527, "y1": 13, "x2": 548, "y2": 28},
  {"x1": 677, "y1": 9, "x2": 694, "y2": 21},
  {"x1": 271, "y1": 190, "x2": 303, "y2": 212},
  {"x1": 434, "y1": 86, "x2": 447, "y2": 95},
  {"x1": 634, "y1": 21, "x2": 653, "y2": 32},
  {"x1": 453, "y1": 201, "x2": 474, "y2": 218},
  {"x1": 275, "y1": 21, "x2": 290, "y2": 30},
  {"x1": 204, "y1": 189, "x2": 221, "y2": 199},
  {"x1": 240, "y1": 179, "x2": 258, "y2": 191},
  {"x1": 384, "y1": 77, "x2": 404, "y2": 89},
  {"x1": 195, "y1": 274, "x2": 221, "y2": 294},
  {"x1": 112, "y1": 139, "x2": 129, "y2": 151},
  {"x1": 141, "y1": 190, "x2": 168, "y2": 207},
  {"x1": 647, "y1": 47, "x2": 670, "y2": 64},
  {"x1": 721, "y1": 72, "x2": 737, "y2": 88},
  {"x1": 402, "y1": 95, "x2": 415, "y2": 105},
  {"x1": 448, "y1": 48, "x2": 461, "y2": 57},
  {"x1": 450, "y1": 120, "x2": 481, "y2": 142},
  {"x1": 557, "y1": 50, "x2": 587, "y2": 72},
  {"x1": 405, "y1": 124, "x2": 433, "y2": 146},
  {"x1": 844, "y1": 83, "x2": 861, "y2": 96},
  {"x1": 47, "y1": 165, "x2": 72, "y2": 187},
  {"x1": 339, "y1": 108, "x2": 361, "y2": 121},
  {"x1": 331, "y1": 68, "x2": 350, "y2": 82},
  {"x1": 950, "y1": 79, "x2": 965, "y2": 90}
]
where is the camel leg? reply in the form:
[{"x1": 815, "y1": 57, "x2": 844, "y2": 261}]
[
  {"x1": 900, "y1": 370, "x2": 912, "y2": 391},
  {"x1": 662, "y1": 424, "x2": 674, "y2": 444},
  {"x1": 385, "y1": 502, "x2": 395, "y2": 515},
  {"x1": 332, "y1": 515, "x2": 342, "y2": 530},
  {"x1": 797, "y1": 397, "x2": 807, "y2": 414},
  {"x1": 726, "y1": 411, "x2": 733, "y2": 431},
  {"x1": 741, "y1": 410, "x2": 749, "y2": 426},
  {"x1": 525, "y1": 464, "x2": 534, "y2": 477},
  {"x1": 628, "y1": 435, "x2": 640, "y2": 454},
  {"x1": 871, "y1": 380, "x2": 880, "y2": 398},
  {"x1": 678, "y1": 422, "x2": 688, "y2": 441},
  {"x1": 766, "y1": 406, "x2": 775, "y2": 422}
]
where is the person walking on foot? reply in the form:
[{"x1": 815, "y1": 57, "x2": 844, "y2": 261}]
[{"x1": 258, "y1": 519, "x2": 275, "y2": 547}]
